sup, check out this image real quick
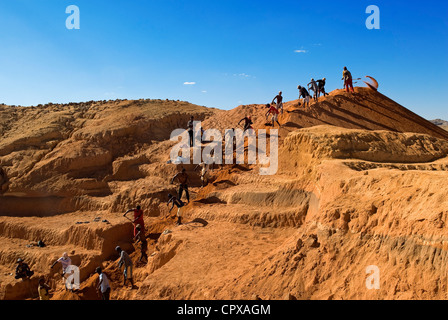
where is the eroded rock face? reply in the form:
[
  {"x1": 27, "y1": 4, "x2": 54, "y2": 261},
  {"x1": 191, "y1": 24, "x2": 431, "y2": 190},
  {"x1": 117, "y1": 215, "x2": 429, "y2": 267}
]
[
  {"x1": 0, "y1": 99, "x2": 215, "y2": 216},
  {"x1": 1, "y1": 89, "x2": 448, "y2": 300}
]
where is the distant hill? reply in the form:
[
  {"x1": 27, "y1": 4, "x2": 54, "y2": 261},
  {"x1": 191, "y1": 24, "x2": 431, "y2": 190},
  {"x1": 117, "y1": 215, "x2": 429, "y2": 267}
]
[{"x1": 430, "y1": 119, "x2": 448, "y2": 131}]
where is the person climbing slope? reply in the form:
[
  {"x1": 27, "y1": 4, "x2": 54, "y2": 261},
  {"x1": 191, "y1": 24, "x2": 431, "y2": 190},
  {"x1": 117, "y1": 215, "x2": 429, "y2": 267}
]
[
  {"x1": 271, "y1": 91, "x2": 284, "y2": 114},
  {"x1": 316, "y1": 78, "x2": 328, "y2": 98},
  {"x1": 187, "y1": 116, "x2": 195, "y2": 147},
  {"x1": 167, "y1": 193, "x2": 185, "y2": 226},
  {"x1": 133, "y1": 224, "x2": 148, "y2": 263},
  {"x1": 96, "y1": 267, "x2": 111, "y2": 300},
  {"x1": 265, "y1": 104, "x2": 281, "y2": 128},
  {"x1": 50, "y1": 252, "x2": 72, "y2": 277},
  {"x1": 115, "y1": 246, "x2": 135, "y2": 289},
  {"x1": 342, "y1": 66, "x2": 355, "y2": 93},
  {"x1": 124, "y1": 205, "x2": 145, "y2": 237},
  {"x1": 308, "y1": 79, "x2": 319, "y2": 101},
  {"x1": 238, "y1": 116, "x2": 253, "y2": 132},
  {"x1": 194, "y1": 162, "x2": 209, "y2": 188},
  {"x1": 297, "y1": 85, "x2": 311, "y2": 108},
  {"x1": 171, "y1": 168, "x2": 190, "y2": 203},
  {"x1": 38, "y1": 278, "x2": 51, "y2": 300}
]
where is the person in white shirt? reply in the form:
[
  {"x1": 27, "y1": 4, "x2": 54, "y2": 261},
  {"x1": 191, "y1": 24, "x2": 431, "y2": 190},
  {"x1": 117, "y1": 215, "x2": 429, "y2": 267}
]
[
  {"x1": 51, "y1": 252, "x2": 72, "y2": 275},
  {"x1": 96, "y1": 267, "x2": 111, "y2": 300},
  {"x1": 116, "y1": 246, "x2": 135, "y2": 288}
]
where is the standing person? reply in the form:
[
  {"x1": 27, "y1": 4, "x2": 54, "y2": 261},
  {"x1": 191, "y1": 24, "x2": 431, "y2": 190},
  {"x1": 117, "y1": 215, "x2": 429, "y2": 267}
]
[
  {"x1": 238, "y1": 116, "x2": 253, "y2": 132},
  {"x1": 115, "y1": 246, "x2": 135, "y2": 289},
  {"x1": 271, "y1": 91, "x2": 284, "y2": 114},
  {"x1": 96, "y1": 267, "x2": 111, "y2": 300},
  {"x1": 316, "y1": 78, "x2": 328, "y2": 98},
  {"x1": 133, "y1": 224, "x2": 148, "y2": 263},
  {"x1": 167, "y1": 193, "x2": 185, "y2": 226},
  {"x1": 124, "y1": 205, "x2": 145, "y2": 237},
  {"x1": 187, "y1": 116, "x2": 195, "y2": 147},
  {"x1": 342, "y1": 66, "x2": 355, "y2": 93},
  {"x1": 50, "y1": 252, "x2": 72, "y2": 277},
  {"x1": 0, "y1": 167, "x2": 5, "y2": 182},
  {"x1": 297, "y1": 86, "x2": 311, "y2": 108},
  {"x1": 15, "y1": 258, "x2": 34, "y2": 280},
  {"x1": 308, "y1": 79, "x2": 319, "y2": 101},
  {"x1": 194, "y1": 162, "x2": 209, "y2": 188},
  {"x1": 0, "y1": 166, "x2": 7, "y2": 194},
  {"x1": 38, "y1": 278, "x2": 51, "y2": 300},
  {"x1": 265, "y1": 104, "x2": 281, "y2": 128},
  {"x1": 171, "y1": 168, "x2": 190, "y2": 203}
]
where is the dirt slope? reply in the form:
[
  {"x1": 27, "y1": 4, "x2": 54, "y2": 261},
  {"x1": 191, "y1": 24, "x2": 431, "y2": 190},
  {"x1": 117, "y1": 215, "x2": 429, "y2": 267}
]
[
  {"x1": 204, "y1": 87, "x2": 448, "y2": 141},
  {"x1": 1, "y1": 88, "x2": 448, "y2": 300}
]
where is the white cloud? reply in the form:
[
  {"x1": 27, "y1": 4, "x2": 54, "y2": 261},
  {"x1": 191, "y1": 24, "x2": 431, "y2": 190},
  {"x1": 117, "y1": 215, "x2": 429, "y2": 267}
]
[
  {"x1": 183, "y1": 82, "x2": 196, "y2": 85},
  {"x1": 233, "y1": 73, "x2": 255, "y2": 79},
  {"x1": 201, "y1": 90, "x2": 207, "y2": 93},
  {"x1": 294, "y1": 50, "x2": 307, "y2": 53}
]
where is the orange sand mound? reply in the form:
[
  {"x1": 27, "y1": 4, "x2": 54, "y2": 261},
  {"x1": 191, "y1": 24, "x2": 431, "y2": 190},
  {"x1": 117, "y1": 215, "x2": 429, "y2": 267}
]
[{"x1": 1, "y1": 89, "x2": 448, "y2": 300}]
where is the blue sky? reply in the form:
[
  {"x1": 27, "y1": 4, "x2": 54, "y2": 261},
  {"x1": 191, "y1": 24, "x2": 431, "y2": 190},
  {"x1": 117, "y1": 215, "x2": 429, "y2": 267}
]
[{"x1": 0, "y1": 0, "x2": 447, "y2": 120}]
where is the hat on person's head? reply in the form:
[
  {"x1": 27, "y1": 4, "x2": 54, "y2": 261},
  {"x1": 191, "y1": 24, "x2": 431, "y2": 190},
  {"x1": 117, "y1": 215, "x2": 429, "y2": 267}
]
[
  {"x1": 17, "y1": 258, "x2": 23, "y2": 263},
  {"x1": 136, "y1": 224, "x2": 141, "y2": 230},
  {"x1": 115, "y1": 246, "x2": 121, "y2": 252}
]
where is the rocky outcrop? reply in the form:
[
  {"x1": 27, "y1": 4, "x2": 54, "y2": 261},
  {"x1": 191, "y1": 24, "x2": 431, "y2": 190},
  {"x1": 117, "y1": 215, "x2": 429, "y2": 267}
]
[{"x1": 2, "y1": 89, "x2": 448, "y2": 300}]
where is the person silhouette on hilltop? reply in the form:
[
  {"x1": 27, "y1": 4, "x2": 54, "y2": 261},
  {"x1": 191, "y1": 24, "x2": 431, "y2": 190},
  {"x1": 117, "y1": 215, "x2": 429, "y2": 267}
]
[
  {"x1": 316, "y1": 78, "x2": 328, "y2": 98},
  {"x1": 297, "y1": 85, "x2": 311, "y2": 108},
  {"x1": 271, "y1": 91, "x2": 284, "y2": 114},
  {"x1": 342, "y1": 66, "x2": 355, "y2": 93}
]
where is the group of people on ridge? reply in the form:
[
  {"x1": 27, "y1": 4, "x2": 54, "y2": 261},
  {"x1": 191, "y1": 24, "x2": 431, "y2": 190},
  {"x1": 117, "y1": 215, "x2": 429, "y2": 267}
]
[{"x1": 238, "y1": 66, "x2": 354, "y2": 130}]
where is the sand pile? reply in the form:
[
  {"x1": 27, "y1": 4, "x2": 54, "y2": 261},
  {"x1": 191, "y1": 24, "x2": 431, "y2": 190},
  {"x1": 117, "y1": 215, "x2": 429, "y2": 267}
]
[{"x1": 1, "y1": 88, "x2": 447, "y2": 300}]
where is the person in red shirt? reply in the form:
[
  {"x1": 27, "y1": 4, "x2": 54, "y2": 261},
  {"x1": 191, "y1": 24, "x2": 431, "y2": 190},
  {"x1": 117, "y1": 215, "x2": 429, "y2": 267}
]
[
  {"x1": 342, "y1": 66, "x2": 355, "y2": 93},
  {"x1": 265, "y1": 104, "x2": 281, "y2": 128},
  {"x1": 124, "y1": 205, "x2": 145, "y2": 237}
]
